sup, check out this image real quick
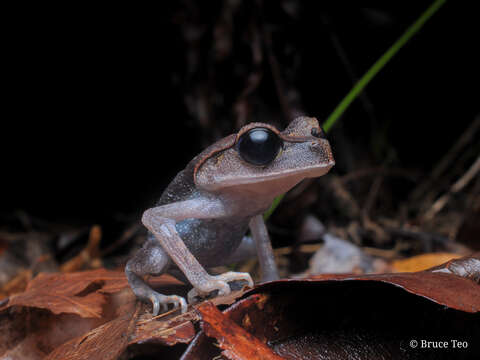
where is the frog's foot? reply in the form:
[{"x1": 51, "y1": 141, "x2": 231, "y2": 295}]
[
  {"x1": 187, "y1": 272, "x2": 254, "y2": 304},
  {"x1": 213, "y1": 271, "x2": 254, "y2": 287},
  {"x1": 149, "y1": 292, "x2": 187, "y2": 316}
]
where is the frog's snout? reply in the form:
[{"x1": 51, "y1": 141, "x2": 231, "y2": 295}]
[
  {"x1": 309, "y1": 139, "x2": 335, "y2": 167},
  {"x1": 309, "y1": 140, "x2": 324, "y2": 152}
]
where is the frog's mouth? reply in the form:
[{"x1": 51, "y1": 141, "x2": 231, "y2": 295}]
[{"x1": 199, "y1": 159, "x2": 335, "y2": 192}]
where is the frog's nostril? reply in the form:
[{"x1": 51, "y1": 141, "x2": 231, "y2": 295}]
[
  {"x1": 309, "y1": 141, "x2": 322, "y2": 151},
  {"x1": 311, "y1": 126, "x2": 327, "y2": 139}
]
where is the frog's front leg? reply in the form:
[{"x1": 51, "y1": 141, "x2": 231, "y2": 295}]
[
  {"x1": 249, "y1": 214, "x2": 279, "y2": 282},
  {"x1": 219, "y1": 215, "x2": 279, "y2": 282},
  {"x1": 141, "y1": 198, "x2": 253, "y2": 309}
]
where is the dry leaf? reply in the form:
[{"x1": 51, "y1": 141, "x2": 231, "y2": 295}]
[
  {"x1": 392, "y1": 252, "x2": 462, "y2": 272},
  {"x1": 197, "y1": 301, "x2": 283, "y2": 360},
  {"x1": 45, "y1": 304, "x2": 140, "y2": 360},
  {"x1": 1, "y1": 269, "x2": 124, "y2": 318},
  {"x1": 0, "y1": 269, "x2": 197, "y2": 359},
  {"x1": 0, "y1": 269, "x2": 183, "y2": 318},
  {"x1": 183, "y1": 254, "x2": 480, "y2": 359}
]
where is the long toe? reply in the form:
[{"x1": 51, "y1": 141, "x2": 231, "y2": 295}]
[
  {"x1": 187, "y1": 289, "x2": 199, "y2": 304},
  {"x1": 151, "y1": 296, "x2": 160, "y2": 316},
  {"x1": 178, "y1": 297, "x2": 188, "y2": 313},
  {"x1": 216, "y1": 272, "x2": 254, "y2": 287}
]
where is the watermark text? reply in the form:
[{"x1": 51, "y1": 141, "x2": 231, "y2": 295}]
[{"x1": 409, "y1": 339, "x2": 469, "y2": 349}]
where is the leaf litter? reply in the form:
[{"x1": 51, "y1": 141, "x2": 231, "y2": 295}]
[{"x1": 0, "y1": 254, "x2": 478, "y2": 359}]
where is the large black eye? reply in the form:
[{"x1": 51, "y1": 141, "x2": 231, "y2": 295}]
[{"x1": 237, "y1": 127, "x2": 282, "y2": 166}]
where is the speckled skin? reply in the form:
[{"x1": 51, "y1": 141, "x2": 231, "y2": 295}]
[
  {"x1": 156, "y1": 170, "x2": 254, "y2": 267},
  {"x1": 125, "y1": 117, "x2": 334, "y2": 315}
]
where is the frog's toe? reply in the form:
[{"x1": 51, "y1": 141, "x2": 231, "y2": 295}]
[
  {"x1": 215, "y1": 271, "x2": 254, "y2": 288},
  {"x1": 149, "y1": 293, "x2": 187, "y2": 315},
  {"x1": 170, "y1": 295, "x2": 188, "y2": 313},
  {"x1": 187, "y1": 288, "x2": 201, "y2": 304},
  {"x1": 187, "y1": 273, "x2": 254, "y2": 304},
  {"x1": 187, "y1": 285, "x2": 226, "y2": 304},
  {"x1": 150, "y1": 294, "x2": 160, "y2": 316}
]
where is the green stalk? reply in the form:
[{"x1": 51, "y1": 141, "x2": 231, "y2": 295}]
[
  {"x1": 322, "y1": 0, "x2": 447, "y2": 132},
  {"x1": 264, "y1": 0, "x2": 446, "y2": 220},
  {"x1": 263, "y1": 193, "x2": 284, "y2": 220}
]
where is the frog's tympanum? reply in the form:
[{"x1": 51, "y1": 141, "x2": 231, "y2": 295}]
[{"x1": 126, "y1": 117, "x2": 334, "y2": 314}]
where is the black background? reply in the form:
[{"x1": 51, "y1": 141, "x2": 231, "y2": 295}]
[{"x1": 2, "y1": 1, "x2": 478, "y2": 225}]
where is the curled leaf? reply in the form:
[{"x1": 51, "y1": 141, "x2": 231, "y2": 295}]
[{"x1": 183, "y1": 254, "x2": 480, "y2": 359}]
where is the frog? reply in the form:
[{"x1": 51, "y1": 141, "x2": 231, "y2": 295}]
[{"x1": 125, "y1": 116, "x2": 334, "y2": 315}]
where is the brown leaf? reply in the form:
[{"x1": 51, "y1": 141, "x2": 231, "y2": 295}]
[
  {"x1": 196, "y1": 301, "x2": 284, "y2": 360},
  {"x1": 292, "y1": 253, "x2": 480, "y2": 313},
  {"x1": 0, "y1": 308, "x2": 110, "y2": 359},
  {"x1": 0, "y1": 269, "x2": 184, "y2": 318},
  {"x1": 131, "y1": 309, "x2": 198, "y2": 346},
  {"x1": 1, "y1": 269, "x2": 121, "y2": 318},
  {"x1": 43, "y1": 297, "x2": 197, "y2": 359},
  {"x1": 1, "y1": 269, "x2": 195, "y2": 359},
  {"x1": 183, "y1": 254, "x2": 480, "y2": 359},
  {"x1": 45, "y1": 304, "x2": 140, "y2": 360}
]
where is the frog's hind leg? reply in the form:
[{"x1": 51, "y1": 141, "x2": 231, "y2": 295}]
[{"x1": 125, "y1": 237, "x2": 187, "y2": 315}]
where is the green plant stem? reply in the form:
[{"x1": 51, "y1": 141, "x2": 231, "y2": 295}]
[
  {"x1": 264, "y1": 0, "x2": 446, "y2": 220},
  {"x1": 263, "y1": 193, "x2": 284, "y2": 220},
  {"x1": 322, "y1": 0, "x2": 446, "y2": 132}
]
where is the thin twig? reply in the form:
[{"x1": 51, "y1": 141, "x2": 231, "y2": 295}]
[
  {"x1": 423, "y1": 155, "x2": 480, "y2": 221},
  {"x1": 409, "y1": 114, "x2": 480, "y2": 202},
  {"x1": 362, "y1": 174, "x2": 384, "y2": 220}
]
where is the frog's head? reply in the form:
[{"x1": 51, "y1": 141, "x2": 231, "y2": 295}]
[{"x1": 194, "y1": 117, "x2": 334, "y2": 197}]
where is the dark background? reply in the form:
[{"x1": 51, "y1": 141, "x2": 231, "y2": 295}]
[{"x1": 2, "y1": 1, "x2": 478, "y2": 228}]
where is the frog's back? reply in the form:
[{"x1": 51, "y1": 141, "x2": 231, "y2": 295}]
[
  {"x1": 157, "y1": 133, "x2": 237, "y2": 206},
  {"x1": 157, "y1": 165, "x2": 197, "y2": 206}
]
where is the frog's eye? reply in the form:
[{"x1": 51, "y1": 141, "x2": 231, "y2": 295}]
[{"x1": 237, "y1": 127, "x2": 282, "y2": 166}]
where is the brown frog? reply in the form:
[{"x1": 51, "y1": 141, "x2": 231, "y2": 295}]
[{"x1": 126, "y1": 117, "x2": 334, "y2": 314}]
